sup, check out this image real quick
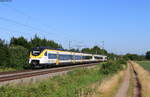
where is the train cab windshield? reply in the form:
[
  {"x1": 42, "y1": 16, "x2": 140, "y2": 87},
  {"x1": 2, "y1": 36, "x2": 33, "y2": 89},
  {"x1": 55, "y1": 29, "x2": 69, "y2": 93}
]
[
  {"x1": 32, "y1": 50, "x2": 41, "y2": 56},
  {"x1": 32, "y1": 47, "x2": 44, "y2": 56}
]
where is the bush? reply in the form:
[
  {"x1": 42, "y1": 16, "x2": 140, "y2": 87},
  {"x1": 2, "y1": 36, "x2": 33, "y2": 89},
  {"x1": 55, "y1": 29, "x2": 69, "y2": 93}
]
[
  {"x1": 100, "y1": 60, "x2": 126, "y2": 75},
  {"x1": 8, "y1": 46, "x2": 29, "y2": 69},
  {"x1": 123, "y1": 54, "x2": 145, "y2": 61},
  {"x1": 117, "y1": 59, "x2": 127, "y2": 65},
  {"x1": 0, "y1": 39, "x2": 9, "y2": 67}
]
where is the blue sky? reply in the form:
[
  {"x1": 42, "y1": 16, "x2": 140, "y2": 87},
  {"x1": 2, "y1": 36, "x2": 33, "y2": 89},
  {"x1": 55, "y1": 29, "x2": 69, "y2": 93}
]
[{"x1": 0, "y1": 0, "x2": 150, "y2": 54}]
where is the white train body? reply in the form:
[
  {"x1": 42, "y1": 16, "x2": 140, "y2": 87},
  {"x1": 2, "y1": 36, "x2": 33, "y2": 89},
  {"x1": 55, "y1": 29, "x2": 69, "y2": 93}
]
[{"x1": 29, "y1": 47, "x2": 107, "y2": 67}]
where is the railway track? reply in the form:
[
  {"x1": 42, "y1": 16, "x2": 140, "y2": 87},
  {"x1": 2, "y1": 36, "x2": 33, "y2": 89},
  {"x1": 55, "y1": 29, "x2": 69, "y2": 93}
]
[{"x1": 0, "y1": 63, "x2": 97, "y2": 84}]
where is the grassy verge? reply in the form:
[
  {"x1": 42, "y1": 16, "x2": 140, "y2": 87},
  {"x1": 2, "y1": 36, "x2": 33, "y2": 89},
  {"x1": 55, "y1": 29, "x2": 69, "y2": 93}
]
[
  {"x1": 0, "y1": 65, "x2": 104, "y2": 97},
  {"x1": 93, "y1": 70, "x2": 125, "y2": 97},
  {"x1": 90, "y1": 60, "x2": 127, "y2": 97},
  {"x1": 132, "y1": 61, "x2": 150, "y2": 97},
  {"x1": 136, "y1": 61, "x2": 150, "y2": 71},
  {"x1": 0, "y1": 67, "x2": 17, "y2": 72}
]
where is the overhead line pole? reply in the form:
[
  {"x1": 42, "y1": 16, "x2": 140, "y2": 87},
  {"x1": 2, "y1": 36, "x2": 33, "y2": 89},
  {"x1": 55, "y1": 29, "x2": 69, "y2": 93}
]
[
  {"x1": 102, "y1": 41, "x2": 104, "y2": 49},
  {"x1": 69, "y1": 40, "x2": 71, "y2": 50}
]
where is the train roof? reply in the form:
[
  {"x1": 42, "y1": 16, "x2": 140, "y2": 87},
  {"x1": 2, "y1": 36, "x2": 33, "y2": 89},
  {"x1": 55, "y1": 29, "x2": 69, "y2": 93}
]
[
  {"x1": 32, "y1": 46, "x2": 107, "y2": 57},
  {"x1": 94, "y1": 54, "x2": 107, "y2": 57},
  {"x1": 32, "y1": 46, "x2": 64, "y2": 51}
]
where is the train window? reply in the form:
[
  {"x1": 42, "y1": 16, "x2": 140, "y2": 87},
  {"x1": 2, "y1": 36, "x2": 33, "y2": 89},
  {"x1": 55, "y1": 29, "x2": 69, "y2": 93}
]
[
  {"x1": 82, "y1": 56, "x2": 92, "y2": 59},
  {"x1": 99, "y1": 57, "x2": 103, "y2": 59},
  {"x1": 70, "y1": 55, "x2": 74, "y2": 60},
  {"x1": 59, "y1": 54, "x2": 72, "y2": 60},
  {"x1": 48, "y1": 54, "x2": 57, "y2": 59},
  {"x1": 44, "y1": 51, "x2": 47, "y2": 56},
  {"x1": 94, "y1": 56, "x2": 103, "y2": 59},
  {"x1": 75, "y1": 55, "x2": 82, "y2": 60}
]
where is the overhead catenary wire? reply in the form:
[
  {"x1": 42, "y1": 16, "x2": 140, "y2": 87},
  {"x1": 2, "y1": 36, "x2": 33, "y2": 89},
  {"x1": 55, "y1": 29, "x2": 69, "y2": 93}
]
[
  {"x1": 0, "y1": 16, "x2": 73, "y2": 49},
  {"x1": 0, "y1": 17, "x2": 55, "y2": 34},
  {"x1": 0, "y1": 4, "x2": 61, "y2": 36},
  {"x1": 0, "y1": 3, "x2": 73, "y2": 38},
  {"x1": 0, "y1": 26, "x2": 36, "y2": 41}
]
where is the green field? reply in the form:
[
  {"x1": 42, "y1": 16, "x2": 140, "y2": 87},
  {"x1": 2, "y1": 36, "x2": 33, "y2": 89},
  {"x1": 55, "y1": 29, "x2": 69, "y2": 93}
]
[{"x1": 137, "y1": 61, "x2": 150, "y2": 71}]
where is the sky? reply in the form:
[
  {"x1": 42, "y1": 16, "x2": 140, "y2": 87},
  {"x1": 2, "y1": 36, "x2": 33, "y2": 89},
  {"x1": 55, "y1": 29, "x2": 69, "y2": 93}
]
[{"x1": 0, "y1": 0, "x2": 150, "y2": 55}]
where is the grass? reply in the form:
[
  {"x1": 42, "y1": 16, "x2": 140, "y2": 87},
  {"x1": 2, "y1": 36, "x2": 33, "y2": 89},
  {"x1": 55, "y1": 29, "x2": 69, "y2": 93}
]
[
  {"x1": 0, "y1": 65, "x2": 105, "y2": 97},
  {"x1": 132, "y1": 61, "x2": 150, "y2": 97},
  {"x1": 136, "y1": 61, "x2": 150, "y2": 71},
  {"x1": 94, "y1": 70, "x2": 125, "y2": 97},
  {"x1": 0, "y1": 67, "x2": 17, "y2": 72},
  {"x1": 127, "y1": 65, "x2": 134, "y2": 97}
]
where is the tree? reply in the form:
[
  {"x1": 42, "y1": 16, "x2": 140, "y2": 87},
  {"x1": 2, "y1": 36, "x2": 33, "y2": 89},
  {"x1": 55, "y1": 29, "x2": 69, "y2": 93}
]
[
  {"x1": 123, "y1": 53, "x2": 144, "y2": 61},
  {"x1": 30, "y1": 35, "x2": 62, "y2": 49},
  {"x1": 81, "y1": 46, "x2": 108, "y2": 55},
  {"x1": 107, "y1": 53, "x2": 120, "y2": 60},
  {"x1": 0, "y1": 39, "x2": 9, "y2": 66},
  {"x1": 146, "y1": 51, "x2": 150, "y2": 60},
  {"x1": 81, "y1": 48, "x2": 92, "y2": 53},
  {"x1": 69, "y1": 48, "x2": 80, "y2": 52},
  {"x1": 10, "y1": 36, "x2": 30, "y2": 49},
  {"x1": 92, "y1": 46, "x2": 108, "y2": 55}
]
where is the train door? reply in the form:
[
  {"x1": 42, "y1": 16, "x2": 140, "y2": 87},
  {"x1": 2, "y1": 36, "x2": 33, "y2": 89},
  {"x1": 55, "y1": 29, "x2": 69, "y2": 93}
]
[
  {"x1": 43, "y1": 51, "x2": 48, "y2": 63},
  {"x1": 56, "y1": 52, "x2": 59, "y2": 65}
]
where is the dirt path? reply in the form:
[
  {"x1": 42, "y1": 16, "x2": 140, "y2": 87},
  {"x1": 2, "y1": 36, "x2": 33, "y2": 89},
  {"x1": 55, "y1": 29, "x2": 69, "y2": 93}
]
[{"x1": 114, "y1": 64, "x2": 130, "y2": 97}]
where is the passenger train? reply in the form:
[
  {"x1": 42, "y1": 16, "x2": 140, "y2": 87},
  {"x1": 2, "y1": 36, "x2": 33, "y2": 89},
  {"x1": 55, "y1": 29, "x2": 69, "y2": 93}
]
[{"x1": 29, "y1": 47, "x2": 107, "y2": 68}]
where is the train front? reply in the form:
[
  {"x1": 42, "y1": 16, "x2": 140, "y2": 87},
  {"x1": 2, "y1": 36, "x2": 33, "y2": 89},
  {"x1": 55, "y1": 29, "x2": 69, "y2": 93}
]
[{"x1": 29, "y1": 47, "x2": 46, "y2": 67}]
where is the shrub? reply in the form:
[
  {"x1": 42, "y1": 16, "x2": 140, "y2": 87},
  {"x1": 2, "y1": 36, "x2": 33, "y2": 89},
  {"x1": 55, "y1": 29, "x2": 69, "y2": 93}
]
[
  {"x1": 117, "y1": 59, "x2": 127, "y2": 65},
  {"x1": 8, "y1": 46, "x2": 29, "y2": 69},
  {"x1": 100, "y1": 60, "x2": 125, "y2": 75},
  {"x1": 0, "y1": 39, "x2": 9, "y2": 67}
]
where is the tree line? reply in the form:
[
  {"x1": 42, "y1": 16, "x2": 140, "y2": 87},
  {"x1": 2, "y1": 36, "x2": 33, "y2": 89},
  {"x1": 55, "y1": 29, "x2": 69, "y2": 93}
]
[{"x1": 0, "y1": 35, "x2": 62, "y2": 69}]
